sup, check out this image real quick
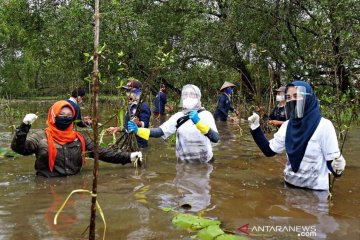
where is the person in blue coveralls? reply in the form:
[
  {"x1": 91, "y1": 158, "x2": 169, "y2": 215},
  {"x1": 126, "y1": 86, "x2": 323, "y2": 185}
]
[
  {"x1": 248, "y1": 80, "x2": 346, "y2": 190},
  {"x1": 213, "y1": 81, "x2": 237, "y2": 121},
  {"x1": 66, "y1": 88, "x2": 91, "y2": 128},
  {"x1": 153, "y1": 84, "x2": 167, "y2": 118},
  {"x1": 106, "y1": 79, "x2": 151, "y2": 148}
]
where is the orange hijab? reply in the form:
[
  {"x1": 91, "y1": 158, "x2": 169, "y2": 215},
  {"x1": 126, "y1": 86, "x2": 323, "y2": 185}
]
[{"x1": 45, "y1": 100, "x2": 86, "y2": 172}]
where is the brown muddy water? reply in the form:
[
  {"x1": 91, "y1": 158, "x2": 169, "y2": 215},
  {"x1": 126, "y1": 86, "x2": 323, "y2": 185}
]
[{"x1": 0, "y1": 100, "x2": 359, "y2": 240}]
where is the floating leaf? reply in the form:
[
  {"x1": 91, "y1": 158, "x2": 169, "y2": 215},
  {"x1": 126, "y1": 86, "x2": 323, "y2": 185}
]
[
  {"x1": 161, "y1": 207, "x2": 176, "y2": 212},
  {"x1": 0, "y1": 147, "x2": 17, "y2": 158},
  {"x1": 216, "y1": 233, "x2": 247, "y2": 240},
  {"x1": 172, "y1": 213, "x2": 220, "y2": 230},
  {"x1": 197, "y1": 225, "x2": 224, "y2": 240}
]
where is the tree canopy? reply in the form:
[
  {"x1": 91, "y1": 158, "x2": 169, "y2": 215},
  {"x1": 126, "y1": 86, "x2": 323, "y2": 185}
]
[{"x1": 0, "y1": 0, "x2": 359, "y2": 100}]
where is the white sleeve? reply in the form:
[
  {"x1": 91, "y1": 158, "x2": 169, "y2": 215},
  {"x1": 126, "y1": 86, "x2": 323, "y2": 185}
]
[
  {"x1": 200, "y1": 111, "x2": 218, "y2": 132},
  {"x1": 269, "y1": 120, "x2": 288, "y2": 153},
  {"x1": 159, "y1": 112, "x2": 183, "y2": 139},
  {"x1": 320, "y1": 119, "x2": 340, "y2": 160}
]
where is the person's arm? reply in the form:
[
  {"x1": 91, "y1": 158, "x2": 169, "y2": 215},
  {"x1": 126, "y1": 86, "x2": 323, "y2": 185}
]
[
  {"x1": 321, "y1": 119, "x2": 345, "y2": 177},
  {"x1": 128, "y1": 112, "x2": 183, "y2": 140},
  {"x1": 139, "y1": 103, "x2": 151, "y2": 128},
  {"x1": 84, "y1": 135, "x2": 131, "y2": 164},
  {"x1": 189, "y1": 111, "x2": 219, "y2": 143},
  {"x1": 127, "y1": 122, "x2": 164, "y2": 140},
  {"x1": 250, "y1": 127, "x2": 277, "y2": 157},
  {"x1": 269, "y1": 120, "x2": 284, "y2": 127},
  {"x1": 328, "y1": 155, "x2": 346, "y2": 177},
  {"x1": 11, "y1": 123, "x2": 39, "y2": 155},
  {"x1": 248, "y1": 113, "x2": 277, "y2": 157},
  {"x1": 150, "y1": 128, "x2": 164, "y2": 138},
  {"x1": 76, "y1": 119, "x2": 87, "y2": 127},
  {"x1": 205, "y1": 129, "x2": 219, "y2": 143}
]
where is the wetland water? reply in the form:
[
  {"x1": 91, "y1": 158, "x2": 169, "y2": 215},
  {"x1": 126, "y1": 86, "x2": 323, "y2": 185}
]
[{"x1": 0, "y1": 100, "x2": 359, "y2": 239}]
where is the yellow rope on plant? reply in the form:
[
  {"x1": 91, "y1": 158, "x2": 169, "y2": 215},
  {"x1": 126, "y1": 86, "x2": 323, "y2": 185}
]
[{"x1": 53, "y1": 189, "x2": 107, "y2": 240}]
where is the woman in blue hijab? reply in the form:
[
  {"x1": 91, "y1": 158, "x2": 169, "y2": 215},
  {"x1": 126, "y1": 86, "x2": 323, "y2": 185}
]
[{"x1": 247, "y1": 81, "x2": 346, "y2": 190}]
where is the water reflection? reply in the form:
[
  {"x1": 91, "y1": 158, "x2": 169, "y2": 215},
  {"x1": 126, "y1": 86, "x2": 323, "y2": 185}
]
[
  {"x1": 271, "y1": 185, "x2": 338, "y2": 239},
  {"x1": 158, "y1": 163, "x2": 213, "y2": 213}
]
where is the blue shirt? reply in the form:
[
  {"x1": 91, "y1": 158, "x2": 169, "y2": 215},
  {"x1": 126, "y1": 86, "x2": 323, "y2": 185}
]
[
  {"x1": 125, "y1": 102, "x2": 151, "y2": 148},
  {"x1": 269, "y1": 106, "x2": 287, "y2": 122},
  {"x1": 66, "y1": 99, "x2": 86, "y2": 128},
  {"x1": 153, "y1": 91, "x2": 167, "y2": 114},
  {"x1": 213, "y1": 93, "x2": 233, "y2": 121}
]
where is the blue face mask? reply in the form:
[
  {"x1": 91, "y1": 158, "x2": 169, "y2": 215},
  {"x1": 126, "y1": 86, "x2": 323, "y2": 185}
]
[
  {"x1": 225, "y1": 88, "x2": 232, "y2": 94},
  {"x1": 55, "y1": 116, "x2": 73, "y2": 130}
]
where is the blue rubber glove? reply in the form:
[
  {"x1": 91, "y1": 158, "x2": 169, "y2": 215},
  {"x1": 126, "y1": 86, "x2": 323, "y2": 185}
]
[
  {"x1": 127, "y1": 120, "x2": 138, "y2": 133},
  {"x1": 189, "y1": 110, "x2": 200, "y2": 124}
]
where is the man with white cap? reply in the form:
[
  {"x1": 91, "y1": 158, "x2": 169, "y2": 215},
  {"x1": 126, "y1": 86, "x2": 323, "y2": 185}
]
[
  {"x1": 213, "y1": 81, "x2": 237, "y2": 121},
  {"x1": 127, "y1": 84, "x2": 219, "y2": 163}
]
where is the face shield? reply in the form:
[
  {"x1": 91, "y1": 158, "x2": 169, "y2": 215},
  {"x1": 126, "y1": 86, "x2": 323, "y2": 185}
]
[
  {"x1": 285, "y1": 86, "x2": 308, "y2": 119},
  {"x1": 180, "y1": 85, "x2": 201, "y2": 110}
]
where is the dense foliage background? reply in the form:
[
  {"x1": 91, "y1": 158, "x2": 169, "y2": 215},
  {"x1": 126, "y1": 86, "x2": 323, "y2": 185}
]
[{"x1": 0, "y1": 0, "x2": 359, "y2": 106}]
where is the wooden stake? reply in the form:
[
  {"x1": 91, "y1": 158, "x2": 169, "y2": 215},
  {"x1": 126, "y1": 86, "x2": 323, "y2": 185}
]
[{"x1": 89, "y1": 0, "x2": 100, "y2": 239}]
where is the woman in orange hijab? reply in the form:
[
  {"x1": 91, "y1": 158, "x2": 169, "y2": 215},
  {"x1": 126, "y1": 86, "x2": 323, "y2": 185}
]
[{"x1": 11, "y1": 100, "x2": 142, "y2": 177}]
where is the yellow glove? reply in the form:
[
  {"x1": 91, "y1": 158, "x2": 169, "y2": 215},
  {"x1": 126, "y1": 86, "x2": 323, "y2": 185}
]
[
  {"x1": 136, "y1": 128, "x2": 150, "y2": 140},
  {"x1": 195, "y1": 120, "x2": 210, "y2": 134}
]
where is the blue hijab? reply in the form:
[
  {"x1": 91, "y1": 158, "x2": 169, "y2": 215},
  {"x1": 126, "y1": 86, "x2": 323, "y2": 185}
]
[{"x1": 285, "y1": 81, "x2": 321, "y2": 173}]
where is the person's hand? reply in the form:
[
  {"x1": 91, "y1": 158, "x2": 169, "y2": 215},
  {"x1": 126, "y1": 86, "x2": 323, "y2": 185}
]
[
  {"x1": 269, "y1": 120, "x2": 282, "y2": 127},
  {"x1": 130, "y1": 116, "x2": 142, "y2": 127},
  {"x1": 189, "y1": 110, "x2": 200, "y2": 124},
  {"x1": 248, "y1": 112, "x2": 260, "y2": 130},
  {"x1": 331, "y1": 155, "x2": 346, "y2": 176},
  {"x1": 23, "y1": 113, "x2": 38, "y2": 125},
  {"x1": 106, "y1": 127, "x2": 120, "y2": 134},
  {"x1": 127, "y1": 120, "x2": 139, "y2": 133},
  {"x1": 130, "y1": 151, "x2": 143, "y2": 168}
]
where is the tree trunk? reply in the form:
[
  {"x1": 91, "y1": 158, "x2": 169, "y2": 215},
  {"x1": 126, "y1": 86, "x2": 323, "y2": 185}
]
[{"x1": 89, "y1": 0, "x2": 100, "y2": 239}]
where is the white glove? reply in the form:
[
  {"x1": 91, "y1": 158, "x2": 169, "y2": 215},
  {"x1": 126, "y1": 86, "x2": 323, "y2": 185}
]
[
  {"x1": 23, "y1": 113, "x2": 38, "y2": 125},
  {"x1": 130, "y1": 151, "x2": 143, "y2": 168},
  {"x1": 331, "y1": 155, "x2": 346, "y2": 176},
  {"x1": 247, "y1": 112, "x2": 260, "y2": 130}
]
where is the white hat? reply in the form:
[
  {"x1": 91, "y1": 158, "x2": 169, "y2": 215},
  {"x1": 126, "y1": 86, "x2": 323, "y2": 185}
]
[{"x1": 220, "y1": 81, "x2": 236, "y2": 91}]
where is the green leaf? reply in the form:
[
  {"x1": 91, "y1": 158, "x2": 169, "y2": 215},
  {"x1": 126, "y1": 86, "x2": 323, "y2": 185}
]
[
  {"x1": 161, "y1": 207, "x2": 176, "y2": 212},
  {"x1": 98, "y1": 42, "x2": 107, "y2": 54},
  {"x1": 216, "y1": 234, "x2": 248, "y2": 240},
  {"x1": 197, "y1": 225, "x2": 224, "y2": 240},
  {"x1": 119, "y1": 109, "x2": 124, "y2": 127},
  {"x1": 172, "y1": 213, "x2": 220, "y2": 231}
]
